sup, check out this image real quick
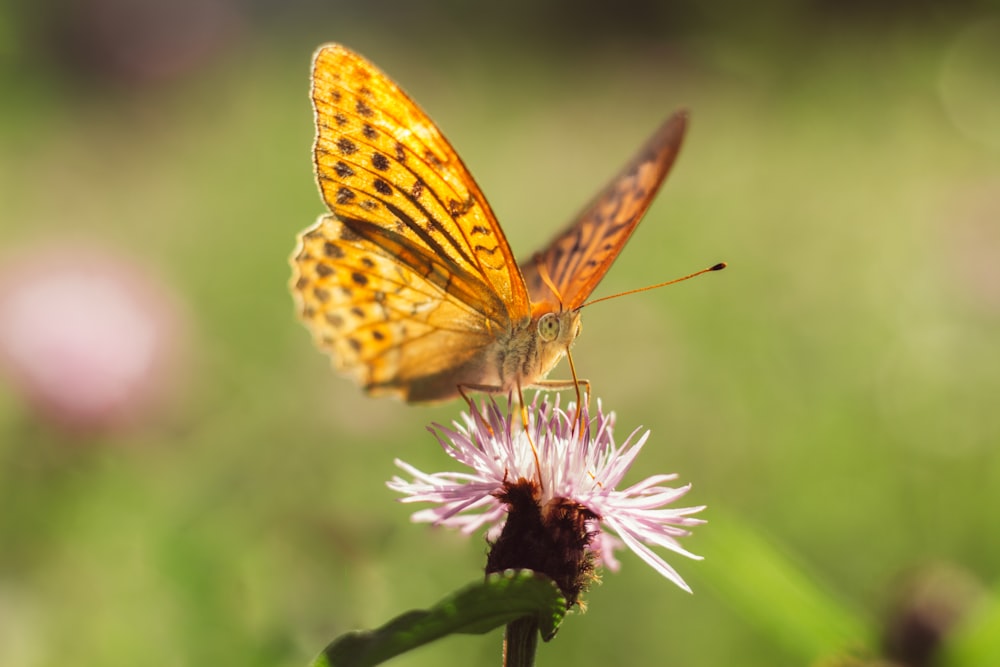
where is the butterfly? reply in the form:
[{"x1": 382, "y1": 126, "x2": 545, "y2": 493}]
[{"x1": 291, "y1": 44, "x2": 706, "y2": 403}]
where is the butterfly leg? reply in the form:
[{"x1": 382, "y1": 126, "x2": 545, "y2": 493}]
[
  {"x1": 456, "y1": 382, "x2": 506, "y2": 395},
  {"x1": 529, "y1": 379, "x2": 591, "y2": 402},
  {"x1": 530, "y1": 377, "x2": 591, "y2": 434},
  {"x1": 516, "y1": 382, "x2": 545, "y2": 489},
  {"x1": 537, "y1": 345, "x2": 589, "y2": 431},
  {"x1": 457, "y1": 384, "x2": 499, "y2": 439},
  {"x1": 458, "y1": 382, "x2": 545, "y2": 489}
]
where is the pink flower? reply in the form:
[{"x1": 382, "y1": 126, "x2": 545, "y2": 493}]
[
  {"x1": 0, "y1": 245, "x2": 185, "y2": 433},
  {"x1": 388, "y1": 396, "x2": 704, "y2": 601}
]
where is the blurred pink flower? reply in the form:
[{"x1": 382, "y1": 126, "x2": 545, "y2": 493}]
[
  {"x1": 388, "y1": 396, "x2": 704, "y2": 601},
  {"x1": 0, "y1": 245, "x2": 185, "y2": 433}
]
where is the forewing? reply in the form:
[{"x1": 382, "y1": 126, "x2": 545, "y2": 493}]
[
  {"x1": 292, "y1": 215, "x2": 498, "y2": 400},
  {"x1": 521, "y1": 110, "x2": 689, "y2": 311},
  {"x1": 310, "y1": 43, "x2": 529, "y2": 324}
]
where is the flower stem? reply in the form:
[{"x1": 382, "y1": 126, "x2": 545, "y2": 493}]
[{"x1": 503, "y1": 617, "x2": 538, "y2": 667}]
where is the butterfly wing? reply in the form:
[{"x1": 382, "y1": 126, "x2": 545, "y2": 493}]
[
  {"x1": 292, "y1": 44, "x2": 531, "y2": 400},
  {"x1": 521, "y1": 111, "x2": 689, "y2": 312},
  {"x1": 294, "y1": 214, "x2": 506, "y2": 400}
]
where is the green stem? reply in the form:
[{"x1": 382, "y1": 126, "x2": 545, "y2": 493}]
[{"x1": 503, "y1": 617, "x2": 538, "y2": 667}]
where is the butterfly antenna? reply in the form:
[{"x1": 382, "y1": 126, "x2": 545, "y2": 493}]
[{"x1": 579, "y1": 262, "x2": 727, "y2": 309}]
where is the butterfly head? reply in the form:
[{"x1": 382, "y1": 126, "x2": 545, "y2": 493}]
[
  {"x1": 533, "y1": 309, "x2": 582, "y2": 378},
  {"x1": 536, "y1": 311, "x2": 581, "y2": 344}
]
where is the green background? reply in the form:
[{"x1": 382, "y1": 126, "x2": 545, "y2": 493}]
[{"x1": 2, "y1": 2, "x2": 999, "y2": 665}]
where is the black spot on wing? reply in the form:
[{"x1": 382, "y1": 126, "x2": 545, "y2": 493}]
[
  {"x1": 448, "y1": 198, "x2": 473, "y2": 217},
  {"x1": 334, "y1": 161, "x2": 355, "y2": 178},
  {"x1": 337, "y1": 138, "x2": 358, "y2": 155},
  {"x1": 423, "y1": 149, "x2": 443, "y2": 168},
  {"x1": 474, "y1": 244, "x2": 500, "y2": 257},
  {"x1": 339, "y1": 225, "x2": 361, "y2": 242},
  {"x1": 324, "y1": 241, "x2": 344, "y2": 258}
]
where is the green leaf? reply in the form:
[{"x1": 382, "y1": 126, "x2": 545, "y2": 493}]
[
  {"x1": 693, "y1": 511, "x2": 874, "y2": 662},
  {"x1": 311, "y1": 569, "x2": 567, "y2": 667}
]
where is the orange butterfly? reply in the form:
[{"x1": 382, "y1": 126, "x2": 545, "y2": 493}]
[{"x1": 291, "y1": 44, "x2": 714, "y2": 403}]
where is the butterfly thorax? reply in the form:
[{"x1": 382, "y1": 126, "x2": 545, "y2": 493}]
[{"x1": 495, "y1": 309, "x2": 582, "y2": 393}]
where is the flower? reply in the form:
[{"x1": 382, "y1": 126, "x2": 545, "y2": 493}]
[
  {"x1": 0, "y1": 244, "x2": 186, "y2": 433},
  {"x1": 387, "y1": 396, "x2": 705, "y2": 602}
]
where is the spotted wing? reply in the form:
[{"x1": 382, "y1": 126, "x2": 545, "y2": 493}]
[
  {"x1": 292, "y1": 44, "x2": 531, "y2": 401},
  {"x1": 521, "y1": 111, "x2": 689, "y2": 312},
  {"x1": 308, "y1": 43, "x2": 529, "y2": 323},
  {"x1": 293, "y1": 215, "x2": 503, "y2": 400}
]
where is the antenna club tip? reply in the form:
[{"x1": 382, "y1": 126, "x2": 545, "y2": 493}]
[{"x1": 710, "y1": 262, "x2": 727, "y2": 271}]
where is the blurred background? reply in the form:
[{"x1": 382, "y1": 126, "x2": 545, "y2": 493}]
[{"x1": 1, "y1": 1, "x2": 999, "y2": 665}]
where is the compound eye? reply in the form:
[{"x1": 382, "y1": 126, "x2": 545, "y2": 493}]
[{"x1": 537, "y1": 313, "x2": 560, "y2": 342}]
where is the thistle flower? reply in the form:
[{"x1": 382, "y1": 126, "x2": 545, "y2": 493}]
[
  {"x1": 388, "y1": 396, "x2": 705, "y2": 605},
  {"x1": 0, "y1": 244, "x2": 185, "y2": 433}
]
